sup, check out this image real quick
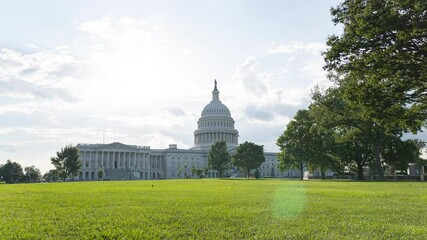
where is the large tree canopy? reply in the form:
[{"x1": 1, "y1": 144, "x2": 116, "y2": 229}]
[
  {"x1": 43, "y1": 169, "x2": 60, "y2": 182},
  {"x1": 24, "y1": 165, "x2": 42, "y2": 183},
  {"x1": 0, "y1": 160, "x2": 24, "y2": 183},
  {"x1": 232, "y1": 141, "x2": 265, "y2": 177},
  {"x1": 323, "y1": 0, "x2": 427, "y2": 180},
  {"x1": 277, "y1": 109, "x2": 337, "y2": 180},
  {"x1": 325, "y1": 0, "x2": 426, "y2": 113},
  {"x1": 50, "y1": 145, "x2": 81, "y2": 182},
  {"x1": 277, "y1": 110, "x2": 313, "y2": 180},
  {"x1": 208, "y1": 141, "x2": 231, "y2": 178}
]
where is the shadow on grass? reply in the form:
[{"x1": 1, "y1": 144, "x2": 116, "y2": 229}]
[{"x1": 219, "y1": 177, "x2": 266, "y2": 181}]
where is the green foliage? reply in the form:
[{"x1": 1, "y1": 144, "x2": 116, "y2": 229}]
[
  {"x1": 254, "y1": 168, "x2": 260, "y2": 179},
  {"x1": 0, "y1": 160, "x2": 24, "y2": 183},
  {"x1": 189, "y1": 166, "x2": 204, "y2": 178},
  {"x1": 43, "y1": 169, "x2": 60, "y2": 182},
  {"x1": 0, "y1": 180, "x2": 427, "y2": 239},
  {"x1": 208, "y1": 141, "x2": 230, "y2": 177},
  {"x1": 382, "y1": 138, "x2": 426, "y2": 174},
  {"x1": 325, "y1": 0, "x2": 426, "y2": 112},
  {"x1": 196, "y1": 168, "x2": 203, "y2": 178},
  {"x1": 277, "y1": 109, "x2": 337, "y2": 180},
  {"x1": 50, "y1": 145, "x2": 81, "y2": 182},
  {"x1": 97, "y1": 170, "x2": 104, "y2": 180},
  {"x1": 232, "y1": 141, "x2": 265, "y2": 177},
  {"x1": 323, "y1": 0, "x2": 427, "y2": 180},
  {"x1": 310, "y1": 88, "x2": 377, "y2": 179},
  {"x1": 24, "y1": 165, "x2": 42, "y2": 183}
]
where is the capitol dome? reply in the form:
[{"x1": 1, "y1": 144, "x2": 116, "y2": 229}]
[
  {"x1": 192, "y1": 81, "x2": 239, "y2": 150},
  {"x1": 201, "y1": 96, "x2": 231, "y2": 116}
]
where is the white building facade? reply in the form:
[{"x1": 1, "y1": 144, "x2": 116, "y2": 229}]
[{"x1": 77, "y1": 82, "x2": 304, "y2": 180}]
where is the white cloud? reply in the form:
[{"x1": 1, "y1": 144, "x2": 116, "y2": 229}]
[
  {"x1": 0, "y1": 17, "x2": 205, "y2": 172},
  {"x1": 233, "y1": 56, "x2": 268, "y2": 96},
  {"x1": 0, "y1": 47, "x2": 79, "y2": 103},
  {"x1": 268, "y1": 41, "x2": 326, "y2": 55},
  {"x1": 77, "y1": 17, "x2": 112, "y2": 36}
]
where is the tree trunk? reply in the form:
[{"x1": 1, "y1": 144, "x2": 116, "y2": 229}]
[
  {"x1": 321, "y1": 168, "x2": 326, "y2": 180},
  {"x1": 373, "y1": 138, "x2": 385, "y2": 181},
  {"x1": 300, "y1": 160, "x2": 304, "y2": 180},
  {"x1": 357, "y1": 163, "x2": 365, "y2": 180}
]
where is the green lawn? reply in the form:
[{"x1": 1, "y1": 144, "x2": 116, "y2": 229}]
[{"x1": 0, "y1": 179, "x2": 426, "y2": 239}]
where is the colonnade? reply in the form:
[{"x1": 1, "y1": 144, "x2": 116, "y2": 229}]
[
  {"x1": 194, "y1": 132, "x2": 238, "y2": 144},
  {"x1": 79, "y1": 151, "x2": 164, "y2": 180},
  {"x1": 80, "y1": 151, "x2": 163, "y2": 170}
]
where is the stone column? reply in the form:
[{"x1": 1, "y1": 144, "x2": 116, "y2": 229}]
[
  {"x1": 121, "y1": 152, "x2": 125, "y2": 169},
  {"x1": 121, "y1": 152, "x2": 124, "y2": 169},
  {"x1": 80, "y1": 151, "x2": 85, "y2": 169},
  {"x1": 117, "y1": 152, "x2": 120, "y2": 169},
  {"x1": 127, "y1": 152, "x2": 130, "y2": 169},
  {"x1": 112, "y1": 152, "x2": 115, "y2": 169},
  {"x1": 89, "y1": 152, "x2": 93, "y2": 169},
  {"x1": 114, "y1": 152, "x2": 118, "y2": 169},
  {"x1": 104, "y1": 152, "x2": 108, "y2": 169}
]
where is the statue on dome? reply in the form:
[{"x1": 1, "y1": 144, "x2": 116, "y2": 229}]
[{"x1": 214, "y1": 79, "x2": 217, "y2": 88}]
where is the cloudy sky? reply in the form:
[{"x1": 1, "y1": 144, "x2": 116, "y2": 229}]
[{"x1": 0, "y1": 0, "x2": 356, "y2": 172}]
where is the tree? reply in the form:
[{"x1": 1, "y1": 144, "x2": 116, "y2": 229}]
[
  {"x1": 254, "y1": 168, "x2": 260, "y2": 179},
  {"x1": 324, "y1": 0, "x2": 427, "y2": 180},
  {"x1": 277, "y1": 109, "x2": 337, "y2": 180},
  {"x1": 196, "y1": 168, "x2": 203, "y2": 178},
  {"x1": 24, "y1": 165, "x2": 42, "y2": 183},
  {"x1": 0, "y1": 160, "x2": 24, "y2": 183},
  {"x1": 277, "y1": 110, "x2": 312, "y2": 180},
  {"x1": 335, "y1": 130, "x2": 374, "y2": 180},
  {"x1": 50, "y1": 145, "x2": 81, "y2": 182},
  {"x1": 382, "y1": 138, "x2": 426, "y2": 174},
  {"x1": 97, "y1": 169, "x2": 104, "y2": 180},
  {"x1": 310, "y1": 87, "x2": 376, "y2": 180},
  {"x1": 190, "y1": 165, "x2": 197, "y2": 177},
  {"x1": 232, "y1": 141, "x2": 265, "y2": 177},
  {"x1": 43, "y1": 169, "x2": 60, "y2": 182},
  {"x1": 208, "y1": 141, "x2": 231, "y2": 178}
]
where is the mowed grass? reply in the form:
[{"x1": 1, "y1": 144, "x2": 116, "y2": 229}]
[{"x1": 0, "y1": 179, "x2": 426, "y2": 239}]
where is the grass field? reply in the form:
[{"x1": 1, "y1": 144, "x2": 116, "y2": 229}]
[{"x1": 0, "y1": 179, "x2": 426, "y2": 239}]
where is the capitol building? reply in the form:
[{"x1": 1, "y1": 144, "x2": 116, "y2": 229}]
[{"x1": 77, "y1": 82, "x2": 306, "y2": 180}]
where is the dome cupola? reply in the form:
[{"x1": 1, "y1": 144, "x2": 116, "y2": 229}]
[
  {"x1": 192, "y1": 80, "x2": 239, "y2": 151},
  {"x1": 201, "y1": 80, "x2": 231, "y2": 116}
]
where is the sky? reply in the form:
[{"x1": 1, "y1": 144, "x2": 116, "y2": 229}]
[{"x1": 1, "y1": 0, "x2": 424, "y2": 173}]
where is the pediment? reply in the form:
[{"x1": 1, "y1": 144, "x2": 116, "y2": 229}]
[{"x1": 100, "y1": 142, "x2": 137, "y2": 151}]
